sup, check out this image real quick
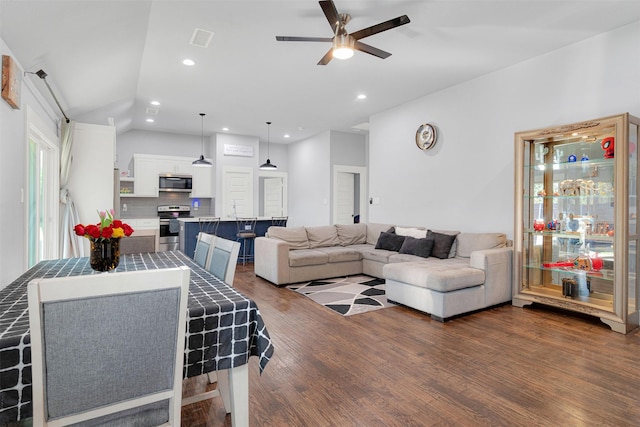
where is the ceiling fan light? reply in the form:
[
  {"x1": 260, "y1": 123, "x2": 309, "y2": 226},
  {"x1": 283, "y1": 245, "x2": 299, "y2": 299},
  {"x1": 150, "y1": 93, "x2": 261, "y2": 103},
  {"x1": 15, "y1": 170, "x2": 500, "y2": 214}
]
[
  {"x1": 333, "y1": 34, "x2": 354, "y2": 60},
  {"x1": 333, "y1": 46, "x2": 354, "y2": 60}
]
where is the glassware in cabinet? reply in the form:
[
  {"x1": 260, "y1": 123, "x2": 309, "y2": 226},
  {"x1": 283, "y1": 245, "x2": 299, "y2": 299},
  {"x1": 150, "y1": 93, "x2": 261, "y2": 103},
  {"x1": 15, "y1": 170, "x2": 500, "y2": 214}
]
[{"x1": 514, "y1": 113, "x2": 640, "y2": 333}]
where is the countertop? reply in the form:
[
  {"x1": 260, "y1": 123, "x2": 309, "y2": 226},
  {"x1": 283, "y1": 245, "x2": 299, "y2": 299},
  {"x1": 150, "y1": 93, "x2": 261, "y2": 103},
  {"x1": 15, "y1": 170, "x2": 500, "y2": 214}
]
[{"x1": 177, "y1": 217, "x2": 273, "y2": 223}]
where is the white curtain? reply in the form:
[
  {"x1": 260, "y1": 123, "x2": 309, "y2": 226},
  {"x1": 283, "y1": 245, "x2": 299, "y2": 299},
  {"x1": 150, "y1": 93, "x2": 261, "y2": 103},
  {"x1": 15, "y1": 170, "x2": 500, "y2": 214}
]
[{"x1": 59, "y1": 120, "x2": 85, "y2": 257}]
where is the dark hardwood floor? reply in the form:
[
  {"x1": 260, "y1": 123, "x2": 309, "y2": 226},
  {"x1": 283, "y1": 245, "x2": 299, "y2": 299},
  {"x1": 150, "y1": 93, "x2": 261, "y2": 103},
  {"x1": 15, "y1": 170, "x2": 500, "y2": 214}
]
[{"x1": 182, "y1": 264, "x2": 640, "y2": 426}]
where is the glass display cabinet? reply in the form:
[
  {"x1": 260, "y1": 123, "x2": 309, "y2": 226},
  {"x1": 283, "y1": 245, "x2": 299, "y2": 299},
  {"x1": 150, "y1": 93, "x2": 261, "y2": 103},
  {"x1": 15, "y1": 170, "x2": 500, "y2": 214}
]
[{"x1": 513, "y1": 113, "x2": 640, "y2": 333}]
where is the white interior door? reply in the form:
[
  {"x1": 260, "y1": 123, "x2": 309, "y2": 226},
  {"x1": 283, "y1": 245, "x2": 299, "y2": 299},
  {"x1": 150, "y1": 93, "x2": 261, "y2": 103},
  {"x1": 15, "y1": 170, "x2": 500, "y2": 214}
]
[
  {"x1": 263, "y1": 178, "x2": 283, "y2": 217},
  {"x1": 222, "y1": 166, "x2": 253, "y2": 218},
  {"x1": 335, "y1": 172, "x2": 355, "y2": 225}
]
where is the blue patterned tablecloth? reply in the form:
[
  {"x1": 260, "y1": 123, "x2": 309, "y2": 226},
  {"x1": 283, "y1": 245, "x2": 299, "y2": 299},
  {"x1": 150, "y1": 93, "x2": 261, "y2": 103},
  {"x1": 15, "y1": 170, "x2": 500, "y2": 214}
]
[{"x1": 0, "y1": 251, "x2": 274, "y2": 422}]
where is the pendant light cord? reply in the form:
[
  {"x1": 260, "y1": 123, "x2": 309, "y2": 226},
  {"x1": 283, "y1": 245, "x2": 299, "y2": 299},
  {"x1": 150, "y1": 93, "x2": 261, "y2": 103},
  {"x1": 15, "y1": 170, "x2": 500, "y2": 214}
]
[
  {"x1": 266, "y1": 121, "x2": 271, "y2": 157},
  {"x1": 201, "y1": 113, "x2": 206, "y2": 153}
]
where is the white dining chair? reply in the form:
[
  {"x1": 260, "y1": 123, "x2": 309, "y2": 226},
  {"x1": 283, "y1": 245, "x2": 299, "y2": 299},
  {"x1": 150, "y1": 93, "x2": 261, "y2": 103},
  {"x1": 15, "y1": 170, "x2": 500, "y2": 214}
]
[
  {"x1": 28, "y1": 267, "x2": 190, "y2": 427},
  {"x1": 205, "y1": 236, "x2": 241, "y2": 286},
  {"x1": 193, "y1": 231, "x2": 215, "y2": 268}
]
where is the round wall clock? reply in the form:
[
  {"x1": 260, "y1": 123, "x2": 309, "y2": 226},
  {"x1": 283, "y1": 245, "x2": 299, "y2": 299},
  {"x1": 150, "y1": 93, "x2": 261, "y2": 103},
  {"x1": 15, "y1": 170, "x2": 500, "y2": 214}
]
[{"x1": 416, "y1": 123, "x2": 437, "y2": 150}]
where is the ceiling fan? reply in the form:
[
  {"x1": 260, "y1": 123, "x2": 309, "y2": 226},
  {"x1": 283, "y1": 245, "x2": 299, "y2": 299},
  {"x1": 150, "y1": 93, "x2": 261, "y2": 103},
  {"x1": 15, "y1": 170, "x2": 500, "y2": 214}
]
[{"x1": 276, "y1": 0, "x2": 410, "y2": 65}]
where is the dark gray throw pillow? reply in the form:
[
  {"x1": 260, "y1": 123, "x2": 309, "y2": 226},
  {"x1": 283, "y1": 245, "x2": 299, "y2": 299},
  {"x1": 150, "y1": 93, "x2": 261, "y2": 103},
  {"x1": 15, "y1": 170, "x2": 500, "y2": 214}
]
[
  {"x1": 428, "y1": 230, "x2": 457, "y2": 259},
  {"x1": 375, "y1": 231, "x2": 405, "y2": 252},
  {"x1": 399, "y1": 236, "x2": 434, "y2": 258}
]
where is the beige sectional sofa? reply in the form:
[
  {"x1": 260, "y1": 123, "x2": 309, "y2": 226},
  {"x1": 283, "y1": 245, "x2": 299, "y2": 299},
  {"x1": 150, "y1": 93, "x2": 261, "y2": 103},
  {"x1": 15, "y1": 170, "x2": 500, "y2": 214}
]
[{"x1": 254, "y1": 223, "x2": 513, "y2": 321}]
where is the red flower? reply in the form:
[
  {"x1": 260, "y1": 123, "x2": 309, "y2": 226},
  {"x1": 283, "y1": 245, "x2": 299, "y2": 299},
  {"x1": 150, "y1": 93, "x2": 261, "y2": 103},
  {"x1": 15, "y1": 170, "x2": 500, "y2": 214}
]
[
  {"x1": 74, "y1": 209, "x2": 134, "y2": 241},
  {"x1": 122, "y1": 223, "x2": 134, "y2": 237},
  {"x1": 73, "y1": 224, "x2": 85, "y2": 236},
  {"x1": 101, "y1": 226, "x2": 113, "y2": 239},
  {"x1": 85, "y1": 224, "x2": 101, "y2": 239}
]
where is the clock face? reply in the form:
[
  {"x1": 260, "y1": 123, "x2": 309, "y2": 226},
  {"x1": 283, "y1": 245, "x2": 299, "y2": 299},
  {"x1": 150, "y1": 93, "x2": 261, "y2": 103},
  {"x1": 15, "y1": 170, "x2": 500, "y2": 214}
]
[{"x1": 416, "y1": 123, "x2": 437, "y2": 150}]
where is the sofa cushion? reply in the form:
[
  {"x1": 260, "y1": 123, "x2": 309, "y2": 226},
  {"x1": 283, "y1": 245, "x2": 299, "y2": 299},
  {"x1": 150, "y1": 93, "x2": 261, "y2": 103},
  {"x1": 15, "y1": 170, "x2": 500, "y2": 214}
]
[
  {"x1": 335, "y1": 223, "x2": 367, "y2": 246},
  {"x1": 317, "y1": 247, "x2": 363, "y2": 263},
  {"x1": 455, "y1": 233, "x2": 507, "y2": 258},
  {"x1": 268, "y1": 226, "x2": 309, "y2": 249},
  {"x1": 398, "y1": 236, "x2": 434, "y2": 258},
  {"x1": 289, "y1": 249, "x2": 329, "y2": 267},
  {"x1": 306, "y1": 225, "x2": 340, "y2": 249},
  {"x1": 428, "y1": 230, "x2": 459, "y2": 259},
  {"x1": 395, "y1": 226, "x2": 428, "y2": 239},
  {"x1": 361, "y1": 248, "x2": 396, "y2": 263},
  {"x1": 384, "y1": 261, "x2": 485, "y2": 293},
  {"x1": 375, "y1": 231, "x2": 405, "y2": 251},
  {"x1": 431, "y1": 229, "x2": 461, "y2": 258},
  {"x1": 366, "y1": 223, "x2": 394, "y2": 245}
]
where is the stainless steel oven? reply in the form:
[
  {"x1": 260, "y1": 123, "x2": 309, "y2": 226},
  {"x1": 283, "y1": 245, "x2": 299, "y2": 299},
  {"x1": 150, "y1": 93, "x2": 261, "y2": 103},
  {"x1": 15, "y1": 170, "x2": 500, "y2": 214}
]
[{"x1": 158, "y1": 205, "x2": 191, "y2": 251}]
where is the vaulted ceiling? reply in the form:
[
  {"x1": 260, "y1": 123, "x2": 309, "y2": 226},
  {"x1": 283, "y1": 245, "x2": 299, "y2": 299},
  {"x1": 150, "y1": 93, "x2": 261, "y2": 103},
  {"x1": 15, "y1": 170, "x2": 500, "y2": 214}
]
[{"x1": 3, "y1": 1, "x2": 640, "y2": 144}]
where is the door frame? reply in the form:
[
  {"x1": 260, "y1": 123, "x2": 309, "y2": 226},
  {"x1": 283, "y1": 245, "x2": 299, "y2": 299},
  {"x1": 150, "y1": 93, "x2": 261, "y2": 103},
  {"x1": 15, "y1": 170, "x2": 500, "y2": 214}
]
[
  {"x1": 258, "y1": 170, "x2": 288, "y2": 217},
  {"x1": 332, "y1": 165, "x2": 367, "y2": 224},
  {"x1": 220, "y1": 165, "x2": 254, "y2": 218},
  {"x1": 25, "y1": 106, "x2": 60, "y2": 268}
]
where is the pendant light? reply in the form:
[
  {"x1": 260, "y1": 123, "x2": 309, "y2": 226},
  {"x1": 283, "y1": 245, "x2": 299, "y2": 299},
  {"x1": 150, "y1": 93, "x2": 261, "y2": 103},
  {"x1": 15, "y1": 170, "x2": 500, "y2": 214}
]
[
  {"x1": 260, "y1": 121, "x2": 277, "y2": 170},
  {"x1": 192, "y1": 112, "x2": 212, "y2": 167}
]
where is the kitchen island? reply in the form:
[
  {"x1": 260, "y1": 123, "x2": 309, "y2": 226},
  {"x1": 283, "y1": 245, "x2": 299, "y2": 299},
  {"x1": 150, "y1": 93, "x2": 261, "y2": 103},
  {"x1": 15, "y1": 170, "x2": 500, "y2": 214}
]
[{"x1": 178, "y1": 217, "x2": 274, "y2": 259}]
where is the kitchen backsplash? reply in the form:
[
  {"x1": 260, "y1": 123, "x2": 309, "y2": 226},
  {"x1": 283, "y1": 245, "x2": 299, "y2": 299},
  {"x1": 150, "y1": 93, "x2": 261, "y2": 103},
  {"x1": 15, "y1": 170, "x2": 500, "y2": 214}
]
[{"x1": 120, "y1": 193, "x2": 214, "y2": 218}]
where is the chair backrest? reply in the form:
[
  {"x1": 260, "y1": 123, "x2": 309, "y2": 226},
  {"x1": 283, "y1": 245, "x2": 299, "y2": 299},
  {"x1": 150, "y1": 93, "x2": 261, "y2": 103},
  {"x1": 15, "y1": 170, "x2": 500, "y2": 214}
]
[
  {"x1": 236, "y1": 217, "x2": 257, "y2": 237},
  {"x1": 193, "y1": 232, "x2": 215, "y2": 268},
  {"x1": 28, "y1": 267, "x2": 190, "y2": 427},
  {"x1": 271, "y1": 216, "x2": 288, "y2": 227},
  {"x1": 199, "y1": 217, "x2": 220, "y2": 235},
  {"x1": 205, "y1": 236, "x2": 241, "y2": 285}
]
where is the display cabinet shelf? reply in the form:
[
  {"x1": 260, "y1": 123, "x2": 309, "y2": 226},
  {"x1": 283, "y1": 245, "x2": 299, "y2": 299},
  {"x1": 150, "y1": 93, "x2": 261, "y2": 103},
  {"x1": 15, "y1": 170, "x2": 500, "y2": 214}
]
[{"x1": 514, "y1": 113, "x2": 640, "y2": 333}]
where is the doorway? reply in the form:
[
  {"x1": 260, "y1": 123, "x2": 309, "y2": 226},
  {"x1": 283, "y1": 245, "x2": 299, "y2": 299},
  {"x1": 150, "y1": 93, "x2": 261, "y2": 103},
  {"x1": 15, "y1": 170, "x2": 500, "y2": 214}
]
[
  {"x1": 221, "y1": 166, "x2": 254, "y2": 218},
  {"x1": 332, "y1": 165, "x2": 367, "y2": 224},
  {"x1": 26, "y1": 108, "x2": 59, "y2": 267}
]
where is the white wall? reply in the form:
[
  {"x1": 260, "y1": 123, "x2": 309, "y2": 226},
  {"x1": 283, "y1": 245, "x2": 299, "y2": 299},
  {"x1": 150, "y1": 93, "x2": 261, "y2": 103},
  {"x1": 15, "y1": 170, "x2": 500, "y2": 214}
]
[
  {"x1": 116, "y1": 129, "x2": 204, "y2": 173},
  {"x1": 288, "y1": 131, "x2": 331, "y2": 227},
  {"x1": 368, "y1": 21, "x2": 640, "y2": 238},
  {"x1": 0, "y1": 39, "x2": 59, "y2": 285}
]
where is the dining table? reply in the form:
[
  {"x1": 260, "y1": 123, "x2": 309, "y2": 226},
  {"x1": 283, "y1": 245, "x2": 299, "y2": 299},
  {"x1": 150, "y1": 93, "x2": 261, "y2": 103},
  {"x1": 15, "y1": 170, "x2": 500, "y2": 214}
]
[{"x1": 0, "y1": 250, "x2": 274, "y2": 424}]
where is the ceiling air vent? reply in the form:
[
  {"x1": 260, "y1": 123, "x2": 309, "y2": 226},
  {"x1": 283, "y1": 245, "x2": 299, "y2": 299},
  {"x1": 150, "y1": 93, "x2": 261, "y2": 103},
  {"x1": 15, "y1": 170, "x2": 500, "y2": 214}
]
[
  {"x1": 145, "y1": 107, "x2": 159, "y2": 115},
  {"x1": 189, "y1": 28, "x2": 214, "y2": 48}
]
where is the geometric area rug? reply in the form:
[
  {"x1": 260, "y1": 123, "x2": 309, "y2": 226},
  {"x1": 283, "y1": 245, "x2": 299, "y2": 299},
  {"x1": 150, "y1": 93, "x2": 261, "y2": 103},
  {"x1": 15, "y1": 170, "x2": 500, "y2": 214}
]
[{"x1": 287, "y1": 275, "x2": 397, "y2": 316}]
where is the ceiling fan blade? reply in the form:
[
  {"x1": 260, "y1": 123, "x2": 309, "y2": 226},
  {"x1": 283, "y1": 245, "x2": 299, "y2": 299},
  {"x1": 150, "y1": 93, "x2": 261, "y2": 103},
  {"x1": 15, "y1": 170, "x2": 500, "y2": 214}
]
[
  {"x1": 317, "y1": 48, "x2": 334, "y2": 66},
  {"x1": 354, "y1": 41, "x2": 391, "y2": 59},
  {"x1": 319, "y1": 0, "x2": 340, "y2": 32},
  {"x1": 276, "y1": 36, "x2": 333, "y2": 42},
  {"x1": 350, "y1": 15, "x2": 410, "y2": 40}
]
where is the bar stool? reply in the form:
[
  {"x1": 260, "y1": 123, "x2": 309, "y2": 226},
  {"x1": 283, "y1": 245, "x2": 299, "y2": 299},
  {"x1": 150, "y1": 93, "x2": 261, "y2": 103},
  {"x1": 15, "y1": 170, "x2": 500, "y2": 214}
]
[
  {"x1": 199, "y1": 217, "x2": 220, "y2": 236},
  {"x1": 271, "y1": 216, "x2": 288, "y2": 227},
  {"x1": 235, "y1": 217, "x2": 257, "y2": 265}
]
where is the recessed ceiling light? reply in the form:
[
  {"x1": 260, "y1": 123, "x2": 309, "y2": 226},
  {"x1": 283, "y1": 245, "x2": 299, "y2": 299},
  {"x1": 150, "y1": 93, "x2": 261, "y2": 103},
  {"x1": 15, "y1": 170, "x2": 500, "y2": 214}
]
[
  {"x1": 283, "y1": 134, "x2": 290, "y2": 138},
  {"x1": 150, "y1": 100, "x2": 160, "y2": 106},
  {"x1": 357, "y1": 94, "x2": 367, "y2": 100},
  {"x1": 146, "y1": 118, "x2": 154, "y2": 123},
  {"x1": 222, "y1": 127, "x2": 229, "y2": 131},
  {"x1": 182, "y1": 59, "x2": 195, "y2": 66}
]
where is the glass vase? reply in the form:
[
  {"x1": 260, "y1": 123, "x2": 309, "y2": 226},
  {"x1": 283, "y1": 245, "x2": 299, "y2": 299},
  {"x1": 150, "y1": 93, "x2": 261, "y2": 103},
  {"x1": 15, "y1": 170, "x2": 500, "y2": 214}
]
[{"x1": 89, "y1": 238, "x2": 121, "y2": 272}]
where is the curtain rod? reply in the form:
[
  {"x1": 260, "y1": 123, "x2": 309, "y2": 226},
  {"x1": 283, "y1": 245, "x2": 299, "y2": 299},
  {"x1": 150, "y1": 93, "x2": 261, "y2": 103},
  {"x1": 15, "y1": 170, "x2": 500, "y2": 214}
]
[{"x1": 25, "y1": 69, "x2": 70, "y2": 123}]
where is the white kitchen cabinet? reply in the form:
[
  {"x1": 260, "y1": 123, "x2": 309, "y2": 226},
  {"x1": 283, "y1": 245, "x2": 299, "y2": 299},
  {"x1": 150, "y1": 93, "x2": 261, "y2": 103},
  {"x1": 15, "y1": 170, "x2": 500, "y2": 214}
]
[
  {"x1": 129, "y1": 153, "x2": 214, "y2": 198},
  {"x1": 131, "y1": 155, "x2": 158, "y2": 197},
  {"x1": 156, "y1": 158, "x2": 192, "y2": 175},
  {"x1": 190, "y1": 165, "x2": 214, "y2": 198}
]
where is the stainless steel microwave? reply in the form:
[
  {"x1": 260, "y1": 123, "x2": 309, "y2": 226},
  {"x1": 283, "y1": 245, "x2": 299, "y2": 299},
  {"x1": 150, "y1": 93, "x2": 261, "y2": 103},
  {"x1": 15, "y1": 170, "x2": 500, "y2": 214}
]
[{"x1": 158, "y1": 174, "x2": 192, "y2": 192}]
